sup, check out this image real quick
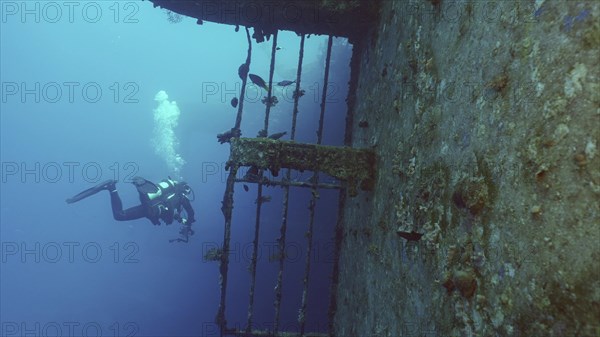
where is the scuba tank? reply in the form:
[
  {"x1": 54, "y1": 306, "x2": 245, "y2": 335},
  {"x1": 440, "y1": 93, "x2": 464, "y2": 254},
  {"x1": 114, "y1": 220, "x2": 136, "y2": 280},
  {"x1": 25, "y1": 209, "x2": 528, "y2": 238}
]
[
  {"x1": 146, "y1": 177, "x2": 178, "y2": 204},
  {"x1": 132, "y1": 177, "x2": 179, "y2": 217}
]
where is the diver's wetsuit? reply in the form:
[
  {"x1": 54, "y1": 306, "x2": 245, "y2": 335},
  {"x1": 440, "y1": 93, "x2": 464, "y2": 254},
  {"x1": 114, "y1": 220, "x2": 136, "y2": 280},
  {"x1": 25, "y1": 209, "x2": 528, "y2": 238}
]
[
  {"x1": 108, "y1": 181, "x2": 195, "y2": 226},
  {"x1": 109, "y1": 188, "x2": 146, "y2": 221}
]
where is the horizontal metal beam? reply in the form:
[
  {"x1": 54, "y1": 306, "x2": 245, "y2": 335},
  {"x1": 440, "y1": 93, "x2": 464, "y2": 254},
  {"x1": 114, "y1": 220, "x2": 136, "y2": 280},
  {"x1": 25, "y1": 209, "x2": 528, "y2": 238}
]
[
  {"x1": 235, "y1": 177, "x2": 342, "y2": 190},
  {"x1": 228, "y1": 138, "x2": 376, "y2": 196}
]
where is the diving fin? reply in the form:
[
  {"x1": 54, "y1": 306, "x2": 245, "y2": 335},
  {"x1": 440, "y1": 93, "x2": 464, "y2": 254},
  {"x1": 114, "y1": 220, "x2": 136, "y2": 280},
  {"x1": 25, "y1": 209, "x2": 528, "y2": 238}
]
[{"x1": 66, "y1": 179, "x2": 116, "y2": 204}]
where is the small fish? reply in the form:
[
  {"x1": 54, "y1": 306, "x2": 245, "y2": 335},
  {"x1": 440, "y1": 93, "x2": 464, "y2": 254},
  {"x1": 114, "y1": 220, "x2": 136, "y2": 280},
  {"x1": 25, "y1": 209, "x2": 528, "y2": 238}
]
[
  {"x1": 276, "y1": 47, "x2": 282, "y2": 50},
  {"x1": 243, "y1": 184, "x2": 249, "y2": 192},
  {"x1": 396, "y1": 230, "x2": 423, "y2": 242},
  {"x1": 276, "y1": 80, "x2": 295, "y2": 87},
  {"x1": 231, "y1": 97, "x2": 238, "y2": 108},
  {"x1": 249, "y1": 74, "x2": 269, "y2": 91},
  {"x1": 268, "y1": 131, "x2": 287, "y2": 140}
]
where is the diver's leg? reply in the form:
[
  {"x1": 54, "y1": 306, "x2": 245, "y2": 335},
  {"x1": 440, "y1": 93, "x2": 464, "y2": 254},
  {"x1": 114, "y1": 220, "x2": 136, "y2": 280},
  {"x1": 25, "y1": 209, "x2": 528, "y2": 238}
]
[
  {"x1": 109, "y1": 189, "x2": 145, "y2": 221},
  {"x1": 66, "y1": 179, "x2": 117, "y2": 204}
]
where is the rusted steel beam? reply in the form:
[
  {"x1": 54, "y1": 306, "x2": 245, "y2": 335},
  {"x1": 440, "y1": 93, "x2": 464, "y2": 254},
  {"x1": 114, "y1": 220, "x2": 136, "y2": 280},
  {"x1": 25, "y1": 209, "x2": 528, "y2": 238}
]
[{"x1": 228, "y1": 138, "x2": 376, "y2": 196}]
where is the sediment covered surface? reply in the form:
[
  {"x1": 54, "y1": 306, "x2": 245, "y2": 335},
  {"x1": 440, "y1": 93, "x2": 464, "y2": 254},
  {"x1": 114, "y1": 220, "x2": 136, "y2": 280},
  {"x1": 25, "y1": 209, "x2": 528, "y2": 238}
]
[{"x1": 335, "y1": 1, "x2": 599, "y2": 336}]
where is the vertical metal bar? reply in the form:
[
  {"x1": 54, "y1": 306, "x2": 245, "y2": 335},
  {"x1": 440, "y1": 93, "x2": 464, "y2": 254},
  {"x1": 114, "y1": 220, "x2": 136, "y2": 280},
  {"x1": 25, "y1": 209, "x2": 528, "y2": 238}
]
[
  {"x1": 290, "y1": 34, "x2": 306, "y2": 140},
  {"x1": 217, "y1": 27, "x2": 252, "y2": 337},
  {"x1": 273, "y1": 34, "x2": 306, "y2": 336},
  {"x1": 344, "y1": 39, "x2": 361, "y2": 146},
  {"x1": 245, "y1": 179, "x2": 264, "y2": 335},
  {"x1": 273, "y1": 181, "x2": 289, "y2": 336},
  {"x1": 263, "y1": 30, "x2": 278, "y2": 135},
  {"x1": 246, "y1": 31, "x2": 278, "y2": 335},
  {"x1": 299, "y1": 35, "x2": 334, "y2": 337},
  {"x1": 327, "y1": 191, "x2": 346, "y2": 337},
  {"x1": 316, "y1": 36, "x2": 334, "y2": 144},
  {"x1": 216, "y1": 164, "x2": 238, "y2": 336},
  {"x1": 235, "y1": 27, "x2": 253, "y2": 131}
]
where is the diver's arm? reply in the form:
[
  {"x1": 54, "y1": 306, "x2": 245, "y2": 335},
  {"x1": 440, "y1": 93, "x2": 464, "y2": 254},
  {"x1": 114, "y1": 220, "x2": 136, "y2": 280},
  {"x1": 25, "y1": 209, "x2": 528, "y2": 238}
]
[
  {"x1": 168, "y1": 197, "x2": 195, "y2": 243},
  {"x1": 181, "y1": 197, "x2": 195, "y2": 224}
]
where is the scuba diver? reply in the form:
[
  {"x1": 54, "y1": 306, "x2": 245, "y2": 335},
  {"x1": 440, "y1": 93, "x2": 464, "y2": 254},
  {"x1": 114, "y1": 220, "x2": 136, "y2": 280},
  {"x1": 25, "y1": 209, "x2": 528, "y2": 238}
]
[{"x1": 66, "y1": 177, "x2": 196, "y2": 243}]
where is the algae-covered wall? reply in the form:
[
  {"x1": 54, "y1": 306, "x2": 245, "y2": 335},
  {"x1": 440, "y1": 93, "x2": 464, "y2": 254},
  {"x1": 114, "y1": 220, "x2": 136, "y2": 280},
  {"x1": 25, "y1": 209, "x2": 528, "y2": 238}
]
[{"x1": 335, "y1": 1, "x2": 599, "y2": 336}]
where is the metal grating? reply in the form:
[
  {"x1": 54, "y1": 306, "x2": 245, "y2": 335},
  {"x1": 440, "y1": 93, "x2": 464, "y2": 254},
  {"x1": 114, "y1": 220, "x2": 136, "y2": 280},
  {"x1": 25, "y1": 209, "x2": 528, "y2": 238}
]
[{"x1": 216, "y1": 30, "x2": 347, "y2": 337}]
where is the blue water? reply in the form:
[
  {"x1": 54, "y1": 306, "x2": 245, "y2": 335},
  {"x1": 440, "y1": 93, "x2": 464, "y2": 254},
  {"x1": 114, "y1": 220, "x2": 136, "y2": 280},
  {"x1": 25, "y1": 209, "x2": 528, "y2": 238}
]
[{"x1": 1, "y1": 2, "x2": 351, "y2": 336}]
